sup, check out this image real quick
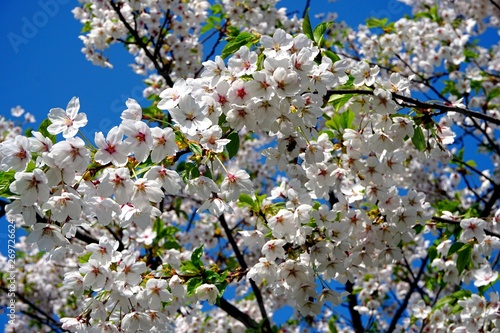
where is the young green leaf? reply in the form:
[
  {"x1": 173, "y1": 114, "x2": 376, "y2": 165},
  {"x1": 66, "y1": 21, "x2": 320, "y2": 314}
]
[
  {"x1": 38, "y1": 118, "x2": 56, "y2": 143},
  {"x1": 191, "y1": 245, "x2": 204, "y2": 269},
  {"x1": 313, "y1": 22, "x2": 333, "y2": 47},
  {"x1": 447, "y1": 242, "x2": 465, "y2": 256},
  {"x1": 221, "y1": 31, "x2": 256, "y2": 59},
  {"x1": 456, "y1": 243, "x2": 472, "y2": 275},
  {"x1": 412, "y1": 126, "x2": 426, "y2": 151},
  {"x1": 188, "y1": 142, "x2": 203, "y2": 156},
  {"x1": 186, "y1": 277, "x2": 203, "y2": 296},
  {"x1": 226, "y1": 132, "x2": 240, "y2": 159},
  {"x1": 302, "y1": 10, "x2": 314, "y2": 41},
  {"x1": 0, "y1": 170, "x2": 16, "y2": 198}
]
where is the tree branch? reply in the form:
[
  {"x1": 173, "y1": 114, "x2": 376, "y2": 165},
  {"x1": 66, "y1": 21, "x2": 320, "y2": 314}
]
[
  {"x1": 489, "y1": 0, "x2": 500, "y2": 12},
  {"x1": 218, "y1": 297, "x2": 258, "y2": 329},
  {"x1": 345, "y1": 281, "x2": 364, "y2": 333},
  {"x1": 326, "y1": 89, "x2": 500, "y2": 126},
  {"x1": 219, "y1": 214, "x2": 272, "y2": 333},
  {"x1": 386, "y1": 255, "x2": 428, "y2": 333},
  {"x1": 108, "y1": 0, "x2": 174, "y2": 86},
  {"x1": 481, "y1": 184, "x2": 500, "y2": 218}
]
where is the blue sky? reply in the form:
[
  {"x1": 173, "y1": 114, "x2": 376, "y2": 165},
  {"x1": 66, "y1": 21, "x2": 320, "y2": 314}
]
[{"x1": 0, "y1": 0, "x2": 416, "y2": 330}]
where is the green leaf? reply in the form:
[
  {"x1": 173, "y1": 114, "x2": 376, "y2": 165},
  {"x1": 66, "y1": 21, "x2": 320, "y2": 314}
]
[
  {"x1": 0, "y1": 170, "x2": 16, "y2": 198},
  {"x1": 163, "y1": 241, "x2": 182, "y2": 250},
  {"x1": 318, "y1": 129, "x2": 336, "y2": 139},
  {"x1": 433, "y1": 199, "x2": 461, "y2": 213},
  {"x1": 186, "y1": 277, "x2": 203, "y2": 296},
  {"x1": 179, "y1": 162, "x2": 200, "y2": 181},
  {"x1": 447, "y1": 242, "x2": 465, "y2": 256},
  {"x1": 203, "y1": 269, "x2": 227, "y2": 284},
  {"x1": 200, "y1": 22, "x2": 214, "y2": 35},
  {"x1": 326, "y1": 109, "x2": 355, "y2": 132},
  {"x1": 323, "y1": 50, "x2": 340, "y2": 63},
  {"x1": 191, "y1": 245, "x2": 204, "y2": 269},
  {"x1": 226, "y1": 132, "x2": 240, "y2": 159},
  {"x1": 413, "y1": 224, "x2": 424, "y2": 235},
  {"x1": 238, "y1": 193, "x2": 257, "y2": 211},
  {"x1": 302, "y1": 10, "x2": 314, "y2": 41},
  {"x1": 211, "y1": 3, "x2": 223, "y2": 14},
  {"x1": 465, "y1": 159, "x2": 477, "y2": 167},
  {"x1": 200, "y1": 16, "x2": 221, "y2": 35},
  {"x1": 78, "y1": 252, "x2": 92, "y2": 264},
  {"x1": 81, "y1": 21, "x2": 92, "y2": 33},
  {"x1": 464, "y1": 49, "x2": 478, "y2": 60},
  {"x1": 188, "y1": 142, "x2": 203, "y2": 156},
  {"x1": 328, "y1": 316, "x2": 338, "y2": 333},
  {"x1": 222, "y1": 31, "x2": 256, "y2": 59},
  {"x1": 428, "y1": 244, "x2": 438, "y2": 263},
  {"x1": 456, "y1": 243, "x2": 472, "y2": 275},
  {"x1": 328, "y1": 94, "x2": 354, "y2": 112},
  {"x1": 25, "y1": 160, "x2": 36, "y2": 172},
  {"x1": 451, "y1": 289, "x2": 472, "y2": 300},
  {"x1": 435, "y1": 289, "x2": 471, "y2": 309},
  {"x1": 180, "y1": 260, "x2": 201, "y2": 275},
  {"x1": 366, "y1": 17, "x2": 388, "y2": 29},
  {"x1": 487, "y1": 86, "x2": 500, "y2": 101},
  {"x1": 412, "y1": 126, "x2": 426, "y2": 151},
  {"x1": 442, "y1": 80, "x2": 461, "y2": 98},
  {"x1": 38, "y1": 118, "x2": 56, "y2": 143},
  {"x1": 313, "y1": 22, "x2": 333, "y2": 47}
]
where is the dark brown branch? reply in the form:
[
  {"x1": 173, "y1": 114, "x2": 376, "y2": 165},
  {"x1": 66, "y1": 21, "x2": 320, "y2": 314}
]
[
  {"x1": 326, "y1": 89, "x2": 500, "y2": 126},
  {"x1": 104, "y1": 225, "x2": 124, "y2": 251},
  {"x1": 108, "y1": 0, "x2": 174, "y2": 86},
  {"x1": 386, "y1": 255, "x2": 428, "y2": 333},
  {"x1": 218, "y1": 297, "x2": 258, "y2": 329},
  {"x1": 489, "y1": 0, "x2": 500, "y2": 12},
  {"x1": 345, "y1": 280, "x2": 364, "y2": 333},
  {"x1": 219, "y1": 214, "x2": 272, "y2": 333},
  {"x1": 196, "y1": 21, "x2": 228, "y2": 78},
  {"x1": 74, "y1": 230, "x2": 99, "y2": 245},
  {"x1": 153, "y1": 9, "x2": 171, "y2": 61},
  {"x1": 481, "y1": 184, "x2": 500, "y2": 218}
]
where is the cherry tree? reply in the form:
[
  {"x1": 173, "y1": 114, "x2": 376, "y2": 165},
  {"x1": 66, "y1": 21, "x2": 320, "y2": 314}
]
[{"x1": 1, "y1": 0, "x2": 500, "y2": 332}]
